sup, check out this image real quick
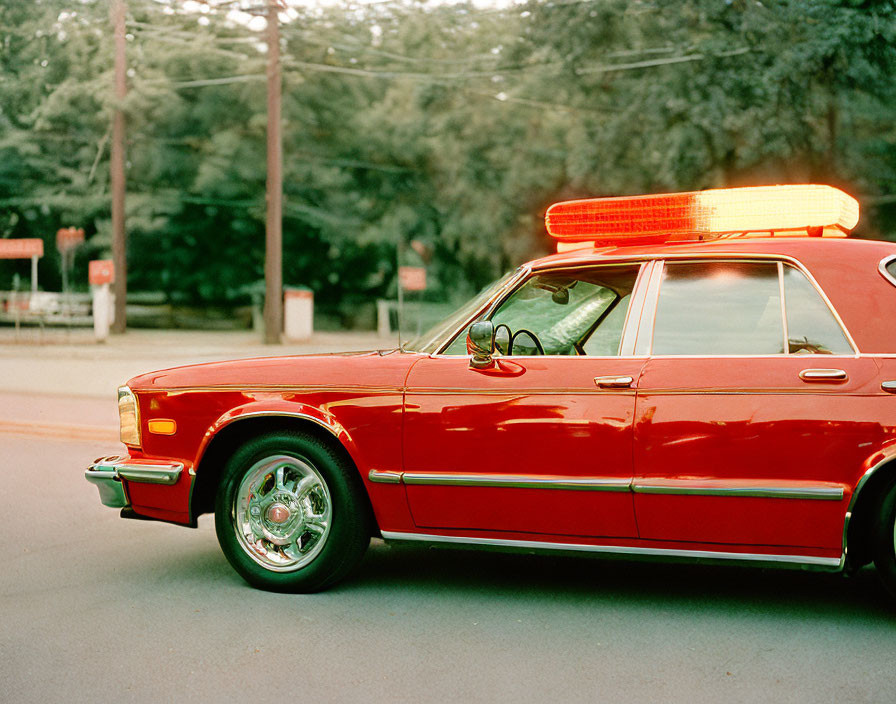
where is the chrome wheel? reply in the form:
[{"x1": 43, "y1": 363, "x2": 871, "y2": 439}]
[{"x1": 232, "y1": 454, "x2": 332, "y2": 572}]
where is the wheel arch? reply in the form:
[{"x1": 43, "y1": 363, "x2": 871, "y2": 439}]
[
  {"x1": 845, "y1": 449, "x2": 896, "y2": 570},
  {"x1": 190, "y1": 412, "x2": 376, "y2": 532}
]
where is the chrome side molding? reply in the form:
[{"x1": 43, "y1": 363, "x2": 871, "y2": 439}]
[
  {"x1": 380, "y1": 531, "x2": 842, "y2": 571},
  {"x1": 632, "y1": 483, "x2": 844, "y2": 501},
  {"x1": 402, "y1": 472, "x2": 631, "y2": 492},
  {"x1": 369, "y1": 469, "x2": 846, "y2": 500}
]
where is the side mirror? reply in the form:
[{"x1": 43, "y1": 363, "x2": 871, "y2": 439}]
[{"x1": 468, "y1": 321, "x2": 495, "y2": 369}]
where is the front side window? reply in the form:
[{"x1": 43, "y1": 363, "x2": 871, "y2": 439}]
[
  {"x1": 443, "y1": 264, "x2": 641, "y2": 356},
  {"x1": 651, "y1": 260, "x2": 854, "y2": 356}
]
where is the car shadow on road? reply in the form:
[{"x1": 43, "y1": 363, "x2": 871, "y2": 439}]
[{"x1": 344, "y1": 539, "x2": 896, "y2": 618}]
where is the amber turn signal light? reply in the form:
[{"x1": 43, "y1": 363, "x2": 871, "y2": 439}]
[{"x1": 147, "y1": 419, "x2": 177, "y2": 435}]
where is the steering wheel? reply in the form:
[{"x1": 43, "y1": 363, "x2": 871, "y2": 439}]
[{"x1": 509, "y1": 328, "x2": 545, "y2": 356}]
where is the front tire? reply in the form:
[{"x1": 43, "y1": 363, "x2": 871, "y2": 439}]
[{"x1": 214, "y1": 431, "x2": 371, "y2": 592}]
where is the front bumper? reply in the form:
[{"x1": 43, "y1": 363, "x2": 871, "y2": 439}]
[{"x1": 85, "y1": 456, "x2": 185, "y2": 509}]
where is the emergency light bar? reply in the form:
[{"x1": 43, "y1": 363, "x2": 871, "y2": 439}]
[{"x1": 545, "y1": 185, "x2": 860, "y2": 246}]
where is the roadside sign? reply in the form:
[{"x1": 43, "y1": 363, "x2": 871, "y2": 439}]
[
  {"x1": 0, "y1": 239, "x2": 44, "y2": 259},
  {"x1": 56, "y1": 227, "x2": 85, "y2": 253},
  {"x1": 399, "y1": 266, "x2": 426, "y2": 291},
  {"x1": 89, "y1": 259, "x2": 115, "y2": 285}
]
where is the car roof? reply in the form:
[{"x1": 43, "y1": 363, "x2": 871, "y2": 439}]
[
  {"x1": 528, "y1": 235, "x2": 896, "y2": 270},
  {"x1": 526, "y1": 236, "x2": 896, "y2": 354}
]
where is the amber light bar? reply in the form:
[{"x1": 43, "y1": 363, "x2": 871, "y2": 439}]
[{"x1": 545, "y1": 185, "x2": 860, "y2": 245}]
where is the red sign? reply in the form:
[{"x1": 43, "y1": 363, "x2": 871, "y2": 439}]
[
  {"x1": 57, "y1": 227, "x2": 85, "y2": 252},
  {"x1": 399, "y1": 266, "x2": 427, "y2": 291},
  {"x1": 89, "y1": 259, "x2": 115, "y2": 285},
  {"x1": 0, "y1": 239, "x2": 44, "y2": 259}
]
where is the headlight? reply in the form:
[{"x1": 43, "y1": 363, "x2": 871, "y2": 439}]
[{"x1": 118, "y1": 385, "x2": 141, "y2": 447}]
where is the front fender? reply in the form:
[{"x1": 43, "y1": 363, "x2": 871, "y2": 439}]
[{"x1": 195, "y1": 398, "x2": 363, "y2": 471}]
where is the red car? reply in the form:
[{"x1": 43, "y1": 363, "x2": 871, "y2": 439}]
[{"x1": 86, "y1": 185, "x2": 896, "y2": 595}]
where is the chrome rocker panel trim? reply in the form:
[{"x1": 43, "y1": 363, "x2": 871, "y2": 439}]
[
  {"x1": 380, "y1": 531, "x2": 842, "y2": 570},
  {"x1": 85, "y1": 456, "x2": 185, "y2": 508}
]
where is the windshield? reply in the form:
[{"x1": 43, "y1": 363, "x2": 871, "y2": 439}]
[{"x1": 402, "y1": 269, "x2": 520, "y2": 353}]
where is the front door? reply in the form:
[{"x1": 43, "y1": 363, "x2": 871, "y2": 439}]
[{"x1": 402, "y1": 263, "x2": 646, "y2": 539}]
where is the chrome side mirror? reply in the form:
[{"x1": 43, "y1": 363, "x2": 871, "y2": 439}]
[{"x1": 468, "y1": 321, "x2": 495, "y2": 369}]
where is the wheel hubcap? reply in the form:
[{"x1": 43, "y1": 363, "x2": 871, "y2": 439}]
[{"x1": 233, "y1": 454, "x2": 332, "y2": 572}]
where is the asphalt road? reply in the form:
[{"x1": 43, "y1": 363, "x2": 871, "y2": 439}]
[{"x1": 3, "y1": 433, "x2": 896, "y2": 704}]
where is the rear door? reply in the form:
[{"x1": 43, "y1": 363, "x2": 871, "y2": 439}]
[{"x1": 633, "y1": 258, "x2": 881, "y2": 551}]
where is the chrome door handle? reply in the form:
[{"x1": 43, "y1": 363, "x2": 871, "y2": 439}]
[
  {"x1": 883, "y1": 381, "x2": 896, "y2": 394},
  {"x1": 594, "y1": 375, "x2": 634, "y2": 389},
  {"x1": 799, "y1": 368, "x2": 848, "y2": 382}
]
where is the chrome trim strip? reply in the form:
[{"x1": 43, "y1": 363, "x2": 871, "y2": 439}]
[
  {"x1": 880, "y1": 254, "x2": 896, "y2": 288},
  {"x1": 632, "y1": 483, "x2": 844, "y2": 500},
  {"x1": 380, "y1": 531, "x2": 842, "y2": 570},
  {"x1": 368, "y1": 470, "x2": 402, "y2": 484},
  {"x1": 401, "y1": 473, "x2": 631, "y2": 492}
]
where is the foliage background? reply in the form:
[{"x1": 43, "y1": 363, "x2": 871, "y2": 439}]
[{"x1": 2, "y1": 0, "x2": 896, "y2": 320}]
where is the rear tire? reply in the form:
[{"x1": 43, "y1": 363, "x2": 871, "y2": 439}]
[
  {"x1": 214, "y1": 431, "x2": 371, "y2": 592},
  {"x1": 872, "y1": 482, "x2": 896, "y2": 599}
]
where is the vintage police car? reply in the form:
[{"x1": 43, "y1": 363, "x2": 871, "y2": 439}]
[{"x1": 86, "y1": 185, "x2": 896, "y2": 594}]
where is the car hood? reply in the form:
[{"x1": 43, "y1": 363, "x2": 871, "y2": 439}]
[{"x1": 127, "y1": 349, "x2": 422, "y2": 392}]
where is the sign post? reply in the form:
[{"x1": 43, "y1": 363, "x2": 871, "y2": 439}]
[
  {"x1": 0, "y1": 238, "x2": 44, "y2": 295},
  {"x1": 89, "y1": 259, "x2": 115, "y2": 342}
]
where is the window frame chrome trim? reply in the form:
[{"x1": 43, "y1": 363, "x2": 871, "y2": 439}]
[
  {"x1": 380, "y1": 531, "x2": 842, "y2": 570},
  {"x1": 880, "y1": 254, "x2": 896, "y2": 288}
]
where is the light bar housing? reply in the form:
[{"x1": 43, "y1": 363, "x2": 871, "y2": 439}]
[{"x1": 545, "y1": 185, "x2": 860, "y2": 246}]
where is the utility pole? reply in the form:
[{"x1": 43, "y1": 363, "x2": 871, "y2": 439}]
[
  {"x1": 263, "y1": 0, "x2": 283, "y2": 344},
  {"x1": 110, "y1": 0, "x2": 127, "y2": 333}
]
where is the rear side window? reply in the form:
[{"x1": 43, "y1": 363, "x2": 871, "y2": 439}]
[
  {"x1": 652, "y1": 262, "x2": 783, "y2": 355},
  {"x1": 782, "y1": 265, "x2": 852, "y2": 355},
  {"x1": 651, "y1": 260, "x2": 854, "y2": 356}
]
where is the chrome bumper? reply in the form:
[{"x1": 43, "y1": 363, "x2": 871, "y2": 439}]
[{"x1": 85, "y1": 456, "x2": 184, "y2": 509}]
